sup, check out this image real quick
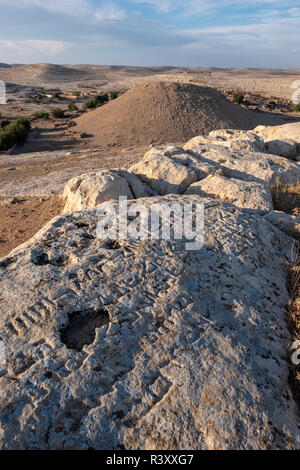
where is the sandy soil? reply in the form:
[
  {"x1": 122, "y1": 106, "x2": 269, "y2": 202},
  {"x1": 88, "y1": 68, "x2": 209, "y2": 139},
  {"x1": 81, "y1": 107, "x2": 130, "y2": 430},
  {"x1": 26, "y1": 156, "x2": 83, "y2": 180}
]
[
  {"x1": 0, "y1": 145, "x2": 146, "y2": 256},
  {"x1": 0, "y1": 196, "x2": 62, "y2": 257}
]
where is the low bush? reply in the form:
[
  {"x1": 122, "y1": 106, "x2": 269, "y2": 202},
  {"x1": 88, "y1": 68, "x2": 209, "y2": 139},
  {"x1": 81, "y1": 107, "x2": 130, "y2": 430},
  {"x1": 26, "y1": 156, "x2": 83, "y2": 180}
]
[
  {"x1": 0, "y1": 118, "x2": 31, "y2": 151},
  {"x1": 51, "y1": 108, "x2": 65, "y2": 119},
  {"x1": 233, "y1": 93, "x2": 244, "y2": 105},
  {"x1": 97, "y1": 93, "x2": 109, "y2": 104},
  {"x1": 271, "y1": 182, "x2": 300, "y2": 217},
  {"x1": 110, "y1": 92, "x2": 118, "y2": 100},
  {"x1": 51, "y1": 92, "x2": 60, "y2": 101},
  {"x1": 33, "y1": 111, "x2": 50, "y2": 120},
  {"x1": 83, "y1": 93, "x2": 109, "y2": 109},
  {"x1": 294, "y1": 104, "x2": 300, "y2": 112},
  {"x1": 68, "y1": 103, "x2": 78, "y2": 111},
  {"x1": 1, "y1": 120, "x2": 10, "y2": 129},
  {"x1": 83, "y1": 98, "x2": 98, "y2": 109}
]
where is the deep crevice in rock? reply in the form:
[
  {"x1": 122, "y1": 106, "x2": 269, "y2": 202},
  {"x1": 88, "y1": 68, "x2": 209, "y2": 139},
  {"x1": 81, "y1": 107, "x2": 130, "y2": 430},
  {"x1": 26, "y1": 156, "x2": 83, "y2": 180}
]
[{"x1": 60, "y1": 307, "x2": 110, "y2": 351}]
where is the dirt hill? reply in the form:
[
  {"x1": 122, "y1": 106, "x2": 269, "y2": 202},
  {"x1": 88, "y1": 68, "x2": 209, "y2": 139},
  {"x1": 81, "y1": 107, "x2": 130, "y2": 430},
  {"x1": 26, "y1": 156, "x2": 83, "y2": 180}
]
[
  {"x1": 75, "y1": 81, "x2": 283, "y2": 148},
  {"x1": 0, "y1": 63, "x2": 87, "y2": 85}
]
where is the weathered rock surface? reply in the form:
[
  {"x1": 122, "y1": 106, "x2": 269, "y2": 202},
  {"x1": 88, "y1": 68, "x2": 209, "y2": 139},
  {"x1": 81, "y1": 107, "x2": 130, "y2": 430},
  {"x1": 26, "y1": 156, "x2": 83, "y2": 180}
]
[
  {"x1": 264, "y1": 210, "x2": 300, "y2": 240},
  {"x1": 0, "y1": 195, "x2": 299, "y2": 450},
  {"x1": 253, "y1": 123, "x2": 300, "y2": 144},
  {"x1": 63, "y1": 169, "x2": 155, "y2": 214},
  {"x1": 62, "y1": 137, "x2": 300, "y2": 215},
  {"x1": 185, "y1": 174, "x2": 273, "y2": 212},
  {"x1": 264, "y1": 139, "x2": 298, "y2": 160},
  {"x1": 185, "y1": 129, "x2": 265, "y2": 153},
  {"x1": 253, "y1": 123, "x2": 300, "y2": 159},
  {"x1": 183, "y1": 142, "x2": 300, "y2": 187},
  {"x1": 129, "y1": 148, "x2": 199, "y2": 195}
]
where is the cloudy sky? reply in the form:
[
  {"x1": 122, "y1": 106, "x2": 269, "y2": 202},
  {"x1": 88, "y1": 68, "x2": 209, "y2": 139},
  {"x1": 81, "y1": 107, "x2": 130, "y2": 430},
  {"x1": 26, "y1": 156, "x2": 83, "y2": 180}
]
[{"x1": 0, "y1": 0, "x2": 299, "y2": 67}]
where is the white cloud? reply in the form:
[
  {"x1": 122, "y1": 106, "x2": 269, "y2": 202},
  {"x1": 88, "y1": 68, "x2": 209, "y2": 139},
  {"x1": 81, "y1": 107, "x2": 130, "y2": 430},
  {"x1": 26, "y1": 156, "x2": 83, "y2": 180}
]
[
  {"x1": 0, "y1": 39, "x2": 70, "y2": 59},
  {"x1": 0, "y1": 0, "x2": 91, "y2": 16},
  {"x1": 94, "y1": 3, "x2": 126, "y2": 21},
  {"x1": 0, "y1": 0, "x2": 126, "y2": 21},
  {"x1": 130, "y1": 0, "x2": 294, "y2": 16},
  {"x1": 130, "y1": 0, "x2": 178, "y2": 13},
  {"x1": 179, "y1": 10, "x2": 300, "y2": 61}
]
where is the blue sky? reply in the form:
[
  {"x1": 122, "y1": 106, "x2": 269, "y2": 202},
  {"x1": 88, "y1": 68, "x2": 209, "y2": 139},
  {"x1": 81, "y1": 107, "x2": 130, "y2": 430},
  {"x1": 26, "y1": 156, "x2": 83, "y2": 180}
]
[{"x1": 0, "y1": 0, "x2": 299, "y2": 67}]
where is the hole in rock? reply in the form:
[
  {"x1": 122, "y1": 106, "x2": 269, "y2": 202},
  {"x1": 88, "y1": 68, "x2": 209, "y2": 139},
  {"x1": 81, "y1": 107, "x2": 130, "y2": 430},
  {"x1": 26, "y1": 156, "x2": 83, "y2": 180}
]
[
  {"x1": 106, "y1": 240, "x2": 121, "y2": 250},
  {"x1": 30, "y1": 251, "x2": 49, "y2": 266},
  {"x1": 60, "y1": 308, "x2": 110, "y2": 351}
]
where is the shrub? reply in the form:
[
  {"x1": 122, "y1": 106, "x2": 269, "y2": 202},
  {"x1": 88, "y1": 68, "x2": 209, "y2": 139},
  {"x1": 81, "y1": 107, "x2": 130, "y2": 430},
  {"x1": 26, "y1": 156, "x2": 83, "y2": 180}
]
[
  {"x1": 51, "y1": 92, "x2": 60, "y2": 101},
  {"x1": 68, "y1": 103, "x2": 78, "y2": 111},
  {"x1": 97, "y1": 93, "x2": 109, "y2": 104},
  {"x1": 0, "y1": 118, "x2": 31, "y2": 151},
  {"x1": 271, "y1": 182, "x2": 300, "y2": 217},
  {"x1": 233, "y1": 93, "x2": 244, "y2": 104},
  {"x1": 1, "y1": 120, "x2": 10, "y2": 129},
  {"x1": 83, "y1": 93, "x2": 109, "y2": 110},
  {"x1": 51, "y1": 108, "x2": 65, "y2": 119},
  {"x1": 14, "y1": 117, "x2": 31, "y2": 131},
  {"x1": 268, "y1": 100, "x2": 277, "y2": 106},
  {"x1": 294, "y1": 103, "x2": 300, "y2": 112},
  {"x1": 110, "y1": 92, "x2": 118, "y2": 100},
  {"x1": 33, "y1": 111, "x2": 50, "y2": 120},
  {"x1": 83, "y1": 98, "x2": 98, "y2": 109}
]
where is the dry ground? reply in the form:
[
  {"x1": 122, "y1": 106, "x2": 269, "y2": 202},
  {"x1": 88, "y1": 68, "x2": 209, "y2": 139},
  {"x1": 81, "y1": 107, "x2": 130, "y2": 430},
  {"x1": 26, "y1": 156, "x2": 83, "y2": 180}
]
[
  {"x1": 0, "y1": 145, "x2": 146, "y2": 257},
  {"x1": 0, "y1": 64, "x2": 300, "y2": 260},
  {"x1": 0, "y1": 196, "x2": 62, "y2": 258}
]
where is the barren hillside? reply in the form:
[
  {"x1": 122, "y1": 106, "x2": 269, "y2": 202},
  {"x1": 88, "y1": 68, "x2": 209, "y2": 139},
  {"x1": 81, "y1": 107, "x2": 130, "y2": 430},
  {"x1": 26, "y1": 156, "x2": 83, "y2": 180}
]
[{"x1": 75, "y1": 81, "x2": 284, "y2": 148}]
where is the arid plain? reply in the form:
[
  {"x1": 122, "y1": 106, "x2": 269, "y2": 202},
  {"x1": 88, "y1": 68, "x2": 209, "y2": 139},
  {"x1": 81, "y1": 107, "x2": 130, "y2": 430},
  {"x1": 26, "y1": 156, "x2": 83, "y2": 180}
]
[{"x1": 1, "y1": 63, "x2": 300, "y2": 257}]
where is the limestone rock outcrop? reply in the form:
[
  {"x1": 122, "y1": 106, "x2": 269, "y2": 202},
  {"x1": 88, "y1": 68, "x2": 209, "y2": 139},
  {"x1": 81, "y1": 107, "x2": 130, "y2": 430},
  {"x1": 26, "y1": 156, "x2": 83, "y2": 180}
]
[
  {"x1": 253, "y1": 123, "x2": 300, "y2": 144},
  {"x1": 62, "y1": 135, "x2": 300, "y2": 215},
  {"x1": 185, "y1": 174, "x2": 273, "y2": 212},
  {"x1": 253, "y1": 123, "x2": 300, "y2": 159},
  {"x1": 63, "y1": 169, "x2": 156, "y2": 214},
  {"x1": 264, "y1": 210, "x2": 300, "y2": 240},
  {"x1": 2, "y1": 128, "x2": 300, "y2": 450},
  {"x1": 129, "y1": 148, "x2": 199, "y2": 195},
  {"x1": 0, "y1": 195, "x2": 299, "y2": 450},
  {"x1": 185, "y1": 129, "x2": 265, "y2": 153}
]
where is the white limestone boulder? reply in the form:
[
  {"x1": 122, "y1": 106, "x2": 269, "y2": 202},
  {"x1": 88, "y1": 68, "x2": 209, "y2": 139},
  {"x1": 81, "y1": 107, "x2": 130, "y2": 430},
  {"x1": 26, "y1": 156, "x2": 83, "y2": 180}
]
[
  {"x1": 253, "y1": 123, "x2": 300, "y2": 143},
  {"x1": 185, "y1": 129, "x2": 265, "y2": 153},
  {"x1": 184, "y1": 144, "x2": 300, "y2": 187},
  {"x1": 0, "y1": 195, "x2": 299, "y2": 450},
  {"x1": 185, "y1": 174, "x2": 273, "y2": 212},
  {"x1": 264, "y1": 210, "x2": 300, "y2": 240},
  {"x1": 264, "y1": 139, "x2": 298, "y2": 160},
  {"x1": 129, "y1": 149, "x2": 200, "y2": 195},
  {"x1": 253, "y1": 123, "x2": 300, "y2": 159},
  {"x1": 63, "y1": 169, "x2": 155, "y2": 214}
]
